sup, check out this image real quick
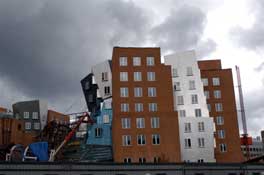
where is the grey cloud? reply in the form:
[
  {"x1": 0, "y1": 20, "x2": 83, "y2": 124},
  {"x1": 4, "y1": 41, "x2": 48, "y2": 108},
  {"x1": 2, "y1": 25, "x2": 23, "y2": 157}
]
[
  {"x1": 151, "y1": 4, "x2": 216, "y2": 56},
  {"x1": 230, "y1": 0, "x2": 264, "y2": 50},
  {"x1": 254, "y1": 62, "x2": 264, "y2": 72}
]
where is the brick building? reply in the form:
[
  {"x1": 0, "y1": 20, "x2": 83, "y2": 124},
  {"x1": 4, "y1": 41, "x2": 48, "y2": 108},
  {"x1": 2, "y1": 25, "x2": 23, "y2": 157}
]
[
  {"x1": 111, "y1": 47, "x2": 181, "y2": 163},
  {"x1": 198, "y1": 60, "x2": 244, "y2": 162},
  {"x1": 47, "y1": 110, "x2": 70, "y2": 124}
]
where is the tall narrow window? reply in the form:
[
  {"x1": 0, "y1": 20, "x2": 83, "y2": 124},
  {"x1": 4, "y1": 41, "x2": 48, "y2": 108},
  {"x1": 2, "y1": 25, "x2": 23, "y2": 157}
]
[
  {"x1": 121, "y1": 118, "x2": 131, "y2": 129},
  {"x1": 216, "y1": 116, "x2": 224, "y2": 125},
  {"x1": 207, "y1": 104, "x2": 211, "y2": 112},
  {"x1": 148, "y1": 87, "x2": 157, "y2": 97},
  {"x1": 134, "y1": 72, "x2": 142, "y2": 81},
  {"x1": 120, "y1": 72, "x2": 128, "y2": 81},
  {"x1": 119, "y1": 57, "x2": 127, "y2": 66},
  {"x1": 25, "y1": 122, "x2": 31, "y2": 130},
  {"x1": 151, "y1": 117, "x2": 160, "y2": 128},
  {"x1": 147, "y1": 72, "x2": 156, "y2": 81},
  {"x1": 105, "y1": 86, "x2": 110, "y2": 95},
  {"x1": 177, "y1": 96, "x2": 184, "y2": 105},
  {"x1": 220, "y1": 143, "x2": 227, "y2": 152},
  {"x1": 134, "y1": 87, "x2": 142, "y2": 97},
  {"x1": 204, "y1": 91, "x2": 210, "y2": 99},
  {"x1": 179, "y1": 110, "x2": 186, "y2": 117},
  {"x1": 187, "y1": 67, "x2": 193, "y2": 76},
  {"x1": 215, "y1": 103, "x2": 223, "y2": 112},
  {"x1": 172, "y1": 68, "x2": 178, "y2": 77},
  {"x1": 133, "y1": 57, "x2": 141, "y2": 66},
  {"x1": 202, "y1": 78, "x2": 208, "y2": 86},
  {"x1": 184, "y1": 138, "x2": 192, "y2": 148},
  {"x1": 148, "y1": 103, "x2": 157, "y2": 112},
  {"x1": 189, "y1": 80, "x2": 195, "y2": 90},
  {"x1": 32, "y1": 112, "x2": 38, "y2": 119},
  {"x1": 122, "y1": 135, "x2": 131, "y2": 146},
  {"x1": 120, "y1": 87, "x2": 129, "y2": 97},
  {"x1": 124, "y1": 157, "x2": 132, "y2": 163},
  {"x1": 198, "y1": 122, "x2": 205, "y2": 132},
  {"x1": 139, "y1": 157, "x2": 146, "y2": 163},
  {"x1": 136, "y1": 118, "x2": 145, "y2": 128},
  {"x1": 33, "y1": 122, "x2": 40, "y2": 130},
  {"x1": 218, "y1": 130, "x2": 225, "y2": 139},
  {"x1": 137, "y1": 134, "x2": 146, "y2": 145},
  {"x1": 152, "y1": 134, "x2": 160, "y2": 145},
  {"x1": 147, "y1": 56, "x2": 155, "y2": 66},
  {"x1": 195, "y1": 109, "x2": 202, "y2": 117},
  {"x1": 24, "y1": 112, "x2": 29, "y2": 119},
  {"x1": 191, "y1": 94, "x2": 198, "y2": 104},
  {"x1": 198, "y1": 138, "x2": 205, "y2": 148},
  {"x1": 184, "y1": 123, "x2": 191, "y2": 133},
  {"x1": 214, "y1": 90, "x2": 221, "y2": 99},
  {"x1": 212, "y1": 77, "x2": 220, "y2": 86},
  {"x1": 102, "y1": 72, "x2": 108, "y2": 81},
  {"x1": 95, "y1": 128, "x2": 102, "y2": 137},
  {"x1": 135, "y1": 103, "x2": 143, "y2": 112},
  {"x1": 121, "y1": 103, "x2": 129, "y2": 112},
  {"x1": 174, "y1": 82, "x2": 181, "y2": 91}
]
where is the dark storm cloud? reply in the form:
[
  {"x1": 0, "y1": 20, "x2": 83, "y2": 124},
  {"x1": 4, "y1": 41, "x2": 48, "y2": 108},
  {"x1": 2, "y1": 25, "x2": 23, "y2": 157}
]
[
  {"x1": 230, "y1": 0, "x2": 264, "y2": 50},
  {"x1": 151, "y1": 4, "x2": 216, "y2": 55},
  {"x1": 0, "y1": 0, "x2": 215, "y2": 111}
]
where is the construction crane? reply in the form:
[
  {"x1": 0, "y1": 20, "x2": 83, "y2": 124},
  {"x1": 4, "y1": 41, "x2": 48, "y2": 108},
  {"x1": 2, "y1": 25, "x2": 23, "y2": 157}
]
[{"x1": 236, "y1": 66, "x2": 250, "y2": 160}]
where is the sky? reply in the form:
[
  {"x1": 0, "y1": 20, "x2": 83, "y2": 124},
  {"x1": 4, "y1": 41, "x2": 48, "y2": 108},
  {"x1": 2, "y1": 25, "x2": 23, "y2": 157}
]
[{"x1": 0, "y1": 0, "x2": 263, "y2": 137}]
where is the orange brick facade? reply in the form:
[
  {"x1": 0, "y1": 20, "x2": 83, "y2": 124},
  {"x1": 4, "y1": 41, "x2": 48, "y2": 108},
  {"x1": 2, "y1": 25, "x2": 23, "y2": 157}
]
[
  {"x1": 198, "y1": 60, "x2": 244, "y2": 162},
  {"x1": 111, "y1": 47, "x2": 181, "y2": 163},
  {"x1": 47, "y1": 110, "x2": 70, "y2": 124}
]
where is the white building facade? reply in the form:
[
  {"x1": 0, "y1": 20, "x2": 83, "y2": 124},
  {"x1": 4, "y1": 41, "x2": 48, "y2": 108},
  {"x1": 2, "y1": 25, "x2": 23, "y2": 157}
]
[{"x1": 164, "y1": 50, "x2": 216, "y2": 162}]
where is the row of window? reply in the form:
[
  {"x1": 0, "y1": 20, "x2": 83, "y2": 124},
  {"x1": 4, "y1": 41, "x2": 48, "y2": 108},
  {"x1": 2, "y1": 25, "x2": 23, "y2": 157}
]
[
  {"x1": 172, "y1": 67, "x2": 193, "y2": 77},
  {"x1": 124, "y1": 156, "x2": 161, "y2": 163},
  {"x1": 121, "y1": 103, "x2": 157, "y2": 112},
  {"x1": 184, "y1": 122, "x2": 205, "y2": 132},
  {"x1": 202, "y1": 77, "x2": 220, "y2": 86},
  {"x1": 184, "y1": 138, "x2": 206, "y2": 148},
  {"x1": 120, "y1": 56, "x2": 155, "y2": 66},
  {"x1": 120, "y1": 87, "x2": 157, "y2": 97},
  {"x1": 120, "y1": 71, "x2": 155, "y2": 81},
  {"x1": 204, "y1": 90, "x2": 221, "y2": 99},
  {"x1": 241, "y1": 147, "x2": 263, "y2": 152},
  {"x1": 23, "y1": 112, "x2": 39, "y2": 119},
  {"x1": 177, "y1": 95, "x2": 198, "y2": 105},
  {"x1": 178, "y1": 109, "x2": 202, "y2": 117},
  {"x1": 173, "y1": 80, "x2": 196, "y2": 91},
  {"x1": 207, "y1": 103, "x2": 223, "y2": 112},
  {"x1": 25, "y1": 122, "x2": 40, "y2": 130},
  {"x1": 121, "y1": 117, "x2": 159, "y2": 129},
  {"x1": 122, "y1": 134, "x2": 160, "y2": 146}
]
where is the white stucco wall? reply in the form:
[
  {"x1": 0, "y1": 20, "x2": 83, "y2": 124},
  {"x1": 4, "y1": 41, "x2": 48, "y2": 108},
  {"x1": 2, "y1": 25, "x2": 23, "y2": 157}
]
[{"x1": 164, "y1": 50, "x2": 216, "y2": 162}]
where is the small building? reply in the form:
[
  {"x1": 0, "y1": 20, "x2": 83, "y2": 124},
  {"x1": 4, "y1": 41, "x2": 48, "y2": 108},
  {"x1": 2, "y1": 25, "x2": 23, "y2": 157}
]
[
  {"x1": 241, "y1": 137, "x2": 264, "y2": 159},
  {"x1": 47, "y1": 110, "x2": 70, "y2": 124}
]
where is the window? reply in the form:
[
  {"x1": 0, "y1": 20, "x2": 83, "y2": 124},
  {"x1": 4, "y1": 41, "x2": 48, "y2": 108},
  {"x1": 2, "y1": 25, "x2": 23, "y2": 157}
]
[
  {"x1": 198, "y1": 138, "x2": 205, "y2": 148},
  {"x1": 120, "y1": 72, "x2": 128, "y2": 81},
  {"x1": 23, "y1": 112, "x2": 29, "y2": 119},
  {"x1": 154, "y1": 157, "x2": 161, "y2": 163},
  {"x1": 204, "y1": 91, "x2": 210, "y2": 99},
  {"x1": 119, "y1": 57, "x2": 127, "y2": 66},
  {"x1": 25, "y1": 122, "x2": 31, "y2": 130},
  {"x1": 120, "y1": 87, "x2": 129, "y2": 97},
  {"x1": 197, "y1": 160, "x2": 204, "y2": 164},
  {"x1": 137, "y1": 134, "x2": 146, "y2": 145},
  {"x1": 134, "y1": 87, "x2": 142, "y2": 97},
  {"x1": 103, "y1": 115, "x2": 110, "y2": 124},
  {"x1": 147, "y1": 56, "x2": 155, "y2": 66},
  {"x1": 195, "y1": 109, "x2": 202, "y2": 117},
  {"x1": 135, "y1": 103, "x2": 143, "y2": 112},
  {"x1": 136, "y1": 118, "x2": 145, "y2": 128},
  {"x1": 218, "y1": 130, "x2": 225, "y2": 139},
  {"x1": 148, "y1": 103, "x2": 157, "y2": 112},
  {"x1": 121, "y1": 118, "x2": 131, "y2": 129},
  {"x1": 216, "y1": 116, "x2": 224, "y2": 125},
  {"x1": 124, "y1": 157, "x2": 132, "y2": 163},
  {"x1": 198, "y1": 122, "x2": 205, "y2": 132},
  {"x1": 121, "y1": 103, "x2": 129, "y2": 112},
  {"x1": 177, "y1": 96, "x2": 184, "y2": 105},
  {"x1": 122, "y1": 135, "x2": 131, "y2": 146},
  {"x1": 151, "y1": 117, "x2": 160, "y2": 128},
  {"x1": 148, "y1": 87, "x2": 157, "y2": 97},
  {"x1": 147, "y1": 72, "x2": 156, "y2": 81},
  {"x1": 207, "y1": 104, "x2": 211, "y2": 112},
  {"x1": 32, "y1": 112, "x2": 38, "y2": 119},
  {"x1": 189, "y1": 80, "x2": 196, "y2": 90},
  {"x1": 214, "y1": 90, "x2": 221, "y2": 99},
  {"x1": 215, "y1": 103, "x2": 223, "y2": 112},
  {"x1": 185, "y1": 138, "x2": 192, "y2": 148},
  {"x1": 191, "y1": 94, "x2": 198, "y2": 104},
  {"x1": 212, "y1": 77, "x2": 220, "y2": 86},
  {"x1": 179, "y1": 110, "x2": 186, "y2": 117},
  {"x1": 95, "y1": 128, "x2": 102, "y2": 137},
  {"x1": 220, "y1": 143, "x2": 227, "y2": 152},
  {"x1": 172, "y1": 68, "x2": 178, "y2": 77},
  {"x1": 202, "y1": 78, "x2": 208, "y2": 86},
  {"x1": 105, "y1": 86, "x2": 110, "y2": 95},
  {"x1": 187, "y1": 67, "x2": 193, "y2": 76},
  {"x1": 174, "y1": 82, "x2": 181, "y2": 91},
  {"x1": 139, "y1": 157, "x2": 146, "y2": 163},
  {"x1": 33, "y1": 122, "x2": 40, "y2": 130},
  {"x1": 102, "y1": 72, "x2": 108, "y2": 81},
  {"x1": 152, "y1": 134, "x2": 160, "y2": 145},
  {"x1": 85, "y1": 82, "x2": 90, "y2": 90},
  {"x1": 133, "y1": 57, "x2": 141, "y2": 66},
  {"x1": 134, "y1": 72, "x2": 142, "y2": 81},
  {"x1": 184, "y1": 123, "x2": 191, "y2": 133}
]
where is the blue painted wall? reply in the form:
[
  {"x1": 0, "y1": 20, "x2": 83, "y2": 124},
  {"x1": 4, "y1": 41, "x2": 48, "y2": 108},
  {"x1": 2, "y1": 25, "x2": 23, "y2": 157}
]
[{"x1": 86, "y1": 107, "x2": 112, "y2": 146}]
